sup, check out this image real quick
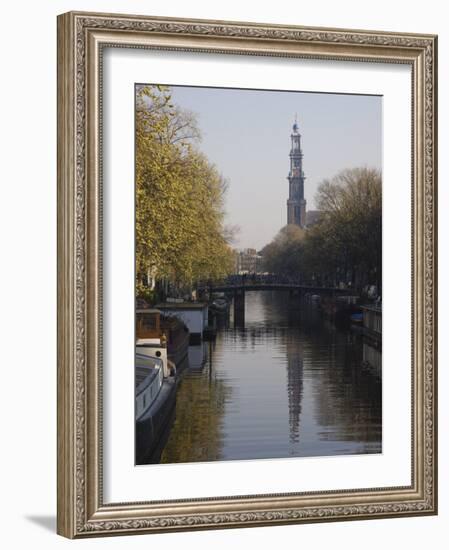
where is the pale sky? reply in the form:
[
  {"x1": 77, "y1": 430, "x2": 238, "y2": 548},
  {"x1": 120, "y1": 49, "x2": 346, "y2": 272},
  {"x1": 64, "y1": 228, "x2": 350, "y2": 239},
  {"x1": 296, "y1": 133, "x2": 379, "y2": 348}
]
[{"x1": 164, "y1": 85, "x2": 382, "y2": 250}]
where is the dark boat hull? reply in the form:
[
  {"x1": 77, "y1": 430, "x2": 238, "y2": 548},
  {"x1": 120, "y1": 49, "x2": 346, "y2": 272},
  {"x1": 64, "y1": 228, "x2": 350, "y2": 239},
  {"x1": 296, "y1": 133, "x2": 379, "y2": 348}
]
[{"x1": 136, "y1": 378, "x2": 177, "y2": 464}]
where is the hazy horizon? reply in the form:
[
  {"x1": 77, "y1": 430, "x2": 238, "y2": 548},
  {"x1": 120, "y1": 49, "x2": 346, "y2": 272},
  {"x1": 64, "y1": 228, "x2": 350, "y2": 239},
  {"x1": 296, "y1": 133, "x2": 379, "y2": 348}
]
[{"x1": 142, "y1": 84, "x2": 382, "y2": 250}]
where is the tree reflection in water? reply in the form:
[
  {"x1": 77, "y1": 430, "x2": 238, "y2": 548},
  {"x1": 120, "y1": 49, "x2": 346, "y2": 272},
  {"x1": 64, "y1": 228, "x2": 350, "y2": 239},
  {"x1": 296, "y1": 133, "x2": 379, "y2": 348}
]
[{"x1": 159, "y1": 291, "x2": 381, "y2": 464}]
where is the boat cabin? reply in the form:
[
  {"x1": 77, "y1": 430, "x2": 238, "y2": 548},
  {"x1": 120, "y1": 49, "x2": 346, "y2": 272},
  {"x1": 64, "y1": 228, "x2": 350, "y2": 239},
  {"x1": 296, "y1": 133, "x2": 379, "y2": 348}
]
[
  {"x1": 136, "y1": 309, "x2": 170, "y2": 377},
  {"x1": 155, "y1": 302, "x2": 208, "y2": 344},
  {"x1": 136, "y1": 308, "x2": 164, "y2": 340}
]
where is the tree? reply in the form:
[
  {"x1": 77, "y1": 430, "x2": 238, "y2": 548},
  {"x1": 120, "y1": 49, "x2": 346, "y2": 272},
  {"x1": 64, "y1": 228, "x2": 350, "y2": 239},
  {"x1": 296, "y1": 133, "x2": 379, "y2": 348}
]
[
  {"x1": 135, "y1": 85, "x2": 234, "y2": 298},
  {"x1": 260, "y1": 167, "x2": 382, "y2": 292},
  {"x1": 313, "y1": 167, "x2": 382, "y2": 290},
  {"x1": 262, "y1": 225, "x2": 306, "y2": 278}
]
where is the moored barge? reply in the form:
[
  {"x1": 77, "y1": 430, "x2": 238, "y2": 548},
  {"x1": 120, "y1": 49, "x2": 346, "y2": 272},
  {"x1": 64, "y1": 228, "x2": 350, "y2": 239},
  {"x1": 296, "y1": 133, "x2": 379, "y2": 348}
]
[{"x1": 135, "y1": 352, "x2": 176, "y2": 464}]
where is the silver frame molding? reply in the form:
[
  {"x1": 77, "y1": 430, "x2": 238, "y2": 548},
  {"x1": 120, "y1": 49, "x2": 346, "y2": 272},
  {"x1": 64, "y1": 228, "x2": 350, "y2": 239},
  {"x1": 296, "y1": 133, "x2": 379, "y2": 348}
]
[{"x1": 57, "y1": 11, "x2": 438, "y2": 538}]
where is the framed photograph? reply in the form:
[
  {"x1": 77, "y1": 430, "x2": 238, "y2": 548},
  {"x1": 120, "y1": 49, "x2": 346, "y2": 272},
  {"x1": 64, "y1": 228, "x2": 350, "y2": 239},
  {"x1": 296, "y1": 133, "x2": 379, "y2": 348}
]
[{"x1": 57, "y1": 11, "x2": 437, "y2": 538}]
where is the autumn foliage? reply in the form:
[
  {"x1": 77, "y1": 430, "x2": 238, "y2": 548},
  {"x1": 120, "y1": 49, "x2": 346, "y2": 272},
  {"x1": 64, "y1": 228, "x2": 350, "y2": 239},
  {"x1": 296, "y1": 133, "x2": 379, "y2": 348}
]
[{"x1": 136, "y1": 85, "x2": 234, "y2": 297}]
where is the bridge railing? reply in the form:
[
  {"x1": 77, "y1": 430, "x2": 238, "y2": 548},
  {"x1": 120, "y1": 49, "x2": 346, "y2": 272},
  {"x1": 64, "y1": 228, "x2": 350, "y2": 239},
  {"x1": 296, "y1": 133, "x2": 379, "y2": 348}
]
[
  {"x1": 207, "y1": 274, "x2": 305, "y2": 286},
  {"x1": 196, "y1": 275, "x2": 288, "y2": 289},
  {"x1": 197, "y1": 274, "x2": 356, "y2": 290}
]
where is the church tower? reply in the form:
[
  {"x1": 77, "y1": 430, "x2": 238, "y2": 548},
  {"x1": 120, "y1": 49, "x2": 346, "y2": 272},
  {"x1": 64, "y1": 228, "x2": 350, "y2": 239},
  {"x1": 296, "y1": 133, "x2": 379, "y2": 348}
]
[{"x1": 287, "y1": 118, "x2": 306, "y2": 227}]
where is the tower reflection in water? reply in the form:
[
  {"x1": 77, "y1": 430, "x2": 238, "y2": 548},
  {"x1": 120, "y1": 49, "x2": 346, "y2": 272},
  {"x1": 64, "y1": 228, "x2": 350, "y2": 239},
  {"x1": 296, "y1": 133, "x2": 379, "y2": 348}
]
[{"x1": 160, "y1": 291, "x2": 381, "y2": 464}]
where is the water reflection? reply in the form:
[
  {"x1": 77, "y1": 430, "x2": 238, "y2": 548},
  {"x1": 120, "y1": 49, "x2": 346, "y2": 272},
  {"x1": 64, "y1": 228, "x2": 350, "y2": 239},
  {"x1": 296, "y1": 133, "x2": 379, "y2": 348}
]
[{"x1": 160, "y1": 291, "x2": 381, "y2": 464}]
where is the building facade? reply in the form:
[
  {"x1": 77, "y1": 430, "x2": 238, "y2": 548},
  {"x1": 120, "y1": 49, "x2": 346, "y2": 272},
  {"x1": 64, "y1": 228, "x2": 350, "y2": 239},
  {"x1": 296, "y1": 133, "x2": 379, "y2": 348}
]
[
  {"x1": 235, "y1": 248, "x2": 263, "y2": 274},
  {"x1": 287, "y1": 120, "x2": 307, "y2": 227}
]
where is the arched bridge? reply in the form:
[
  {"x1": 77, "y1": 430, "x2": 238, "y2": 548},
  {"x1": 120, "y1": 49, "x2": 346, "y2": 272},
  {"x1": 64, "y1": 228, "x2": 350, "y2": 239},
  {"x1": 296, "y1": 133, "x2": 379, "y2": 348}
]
[
  {"x1": 199, "y1": 275, "x2": 357, "y2": 297},
  {"x1": 206, "y1": 282, "x2": 356, "y2": 295},
  {"x1": 199, "y1": 275, "x2": 359, "y2": 325}
]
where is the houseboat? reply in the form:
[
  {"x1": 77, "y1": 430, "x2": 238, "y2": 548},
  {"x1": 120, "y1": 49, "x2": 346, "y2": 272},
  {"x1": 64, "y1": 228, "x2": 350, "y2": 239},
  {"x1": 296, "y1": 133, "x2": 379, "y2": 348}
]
[
  {"x1": 135, "y1": 352, "x2": 176, "y2": 464},
  {"x1": 209, "y1": 294, "x2": 230, "y2": 314},
  {"x1": 155, "y1": 302, "x2": 209, "y2": 344},
  {"x1": 361, "y1": 305, "x2": 382, "y2": 337},
  {"x1": 360, "y1": 305, "x2": 382, "y2": 378},
  {"x1": 136, "y1": 308, "x2": 189, "y2": 366}
]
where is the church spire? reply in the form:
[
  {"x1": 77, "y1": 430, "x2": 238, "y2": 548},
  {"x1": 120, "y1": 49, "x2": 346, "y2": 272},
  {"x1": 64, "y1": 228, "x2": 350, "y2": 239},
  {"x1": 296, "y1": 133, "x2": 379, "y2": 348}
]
[{"x1": 287, "y1": 117, "x2": 306, "y2": 227}]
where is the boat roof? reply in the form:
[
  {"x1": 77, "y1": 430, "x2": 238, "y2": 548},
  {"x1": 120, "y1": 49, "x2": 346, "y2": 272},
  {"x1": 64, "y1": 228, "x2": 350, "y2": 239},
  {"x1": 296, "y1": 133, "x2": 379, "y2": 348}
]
[
  {"x1": 136, "y1": 353, "x2": 163, "y2": 368},
  {"x1": 136, "y1": 338, "x2": 164, "y2": 345},
  {"x1": 135, "y1": 365, "x2": 159, "y2": 391},
  {"x1": 135, "y1": 353, "x2": 162, "y2": 392}
]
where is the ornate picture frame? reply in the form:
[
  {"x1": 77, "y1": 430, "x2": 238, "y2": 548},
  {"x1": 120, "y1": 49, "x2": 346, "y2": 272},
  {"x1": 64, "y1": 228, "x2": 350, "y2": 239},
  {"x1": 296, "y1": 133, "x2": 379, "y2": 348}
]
[{"x1": 57, "y1": 11, "x2": 437, "y2": 538}]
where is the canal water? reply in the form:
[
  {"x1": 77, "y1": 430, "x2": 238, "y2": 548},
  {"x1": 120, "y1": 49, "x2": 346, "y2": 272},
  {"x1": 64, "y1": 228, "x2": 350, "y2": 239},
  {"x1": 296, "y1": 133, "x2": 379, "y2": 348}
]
[{"x1": 160, "y1": 291, "x2": 381, "y2": 464}]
